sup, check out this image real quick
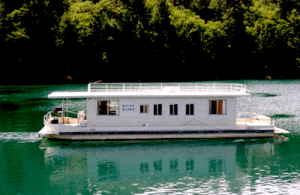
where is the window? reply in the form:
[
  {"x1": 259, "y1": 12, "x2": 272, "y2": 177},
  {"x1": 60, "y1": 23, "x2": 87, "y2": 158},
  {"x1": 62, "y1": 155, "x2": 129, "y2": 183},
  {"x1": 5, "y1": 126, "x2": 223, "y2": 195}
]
[
  {"x1": 98, "y1": 100, "x2": 119, "y2": 116},
  {"x1": 140, "y1": 105, "x2": 149, "y2": 113},
  {"x1": 186, "y1": 104, "x2": 194, "y2": 115},
  {"x1": 209, "y1": 100, "x2": 226, "y2": 115},
  {"x1": 209, "y1": 159, "x2": 223, "y2": 175},
  {"x1": 170, "y1": 104, "x2": 178, "y2": 115},
  {"x1": 154, "y1": 104, "x2": 162, "y2": 115}
]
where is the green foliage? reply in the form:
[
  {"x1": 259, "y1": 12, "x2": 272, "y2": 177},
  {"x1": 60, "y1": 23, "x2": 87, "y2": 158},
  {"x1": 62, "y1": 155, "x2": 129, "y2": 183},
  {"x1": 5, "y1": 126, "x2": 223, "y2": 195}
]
[
  {"x1": 245, "y1": 0, "x2": 293, "y2": 53},
  {"x1": 0, "y1": 1, "x2": 3, "y2": 27},
  {"x1": 58, "y1": 0, "x2": 126, "y2": 44},
  {"x1": 287, "y1": 9, "x2": 300, "y2": 65},
  {"x1": 287, "y1": 9, "x2": 300, "y2": 48},
  {"x1": 202, "y1": 21, "x2": 226, "y2": 55},
  {"x1": 59, "y1": 1, "x2": 95, "y2": 43},
  {"x1": 5, "y1": 5, "x2": 30, "y2": 42},
  {"x1": 1, "y1": 0, "x2": 300, "y2": 83},
  {"x1": 170, "y1": 5, "x2": 205, "y2": 39}
]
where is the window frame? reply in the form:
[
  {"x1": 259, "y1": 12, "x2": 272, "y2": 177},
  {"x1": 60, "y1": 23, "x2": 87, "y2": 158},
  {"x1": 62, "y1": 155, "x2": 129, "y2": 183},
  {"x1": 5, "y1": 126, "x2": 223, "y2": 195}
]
[
  {"x1": 154, "y1": 104, "x2": 162, "y2": 115},
  {"x1": 209, "y1": 100, "x2": 226, "y2": 115},
  {"x1": 97, "y1": 99, "x2": 120, "y2": 116},
  {"x1": 186, "y1": 104, "x2": 194, "y2": 115},
  {"x1": 170, "y1": 104, "x2": 178, "y2": 115},
  {"x1": 140, "y1": 104, "x2": 149, "y2": 114}
]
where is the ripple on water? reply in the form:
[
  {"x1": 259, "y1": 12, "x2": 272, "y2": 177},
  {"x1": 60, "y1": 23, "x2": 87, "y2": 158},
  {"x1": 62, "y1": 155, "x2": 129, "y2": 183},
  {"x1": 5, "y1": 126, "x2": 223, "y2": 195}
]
[
  {"x1": 0, "y1": 132, "x2": 41, "y2": 143},
  {"x1": 253, "y1": 93, "x2": 278, "y2": 97},
  {"x1": 269, "y1": 114, "x2": 297, "y2": 119}
]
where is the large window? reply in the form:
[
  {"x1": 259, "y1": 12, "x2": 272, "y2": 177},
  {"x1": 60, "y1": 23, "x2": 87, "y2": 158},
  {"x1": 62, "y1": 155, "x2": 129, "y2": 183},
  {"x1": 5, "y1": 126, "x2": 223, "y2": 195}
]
[
  {"x1": 170, "y1": 104, "x2": 178, "y2": 115},
  {"x1": 154, "y1": 104, "x2": 162, "y2": 115},
  {"x1": 209, "y1": 100, "x2": 226, "y2": 115},
  {"x1": 98, "y1": 100, "x2": 119, "y2": 116},
  {"x1": 186, "y1": 104, "x2": 194, "y2": 115}
]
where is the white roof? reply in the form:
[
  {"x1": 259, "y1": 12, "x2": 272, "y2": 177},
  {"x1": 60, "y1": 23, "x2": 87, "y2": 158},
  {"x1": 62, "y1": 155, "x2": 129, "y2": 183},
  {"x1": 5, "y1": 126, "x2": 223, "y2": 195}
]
[
  {"x1": 48, "y1": 83, "x2": 251, "y2": 98},
  {"x1": 48, "y1": 91, "x2": 250, "y2": 98}
]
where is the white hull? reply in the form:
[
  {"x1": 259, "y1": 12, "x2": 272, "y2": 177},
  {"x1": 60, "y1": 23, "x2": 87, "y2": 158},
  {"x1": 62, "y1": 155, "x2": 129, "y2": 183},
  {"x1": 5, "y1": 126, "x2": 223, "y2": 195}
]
[
  {"x1": 42, "y1": 133, "x2": 275, "y2": 141},
  {"x1": 38, "y1": 124, "x2": 275, "y2": 141}
]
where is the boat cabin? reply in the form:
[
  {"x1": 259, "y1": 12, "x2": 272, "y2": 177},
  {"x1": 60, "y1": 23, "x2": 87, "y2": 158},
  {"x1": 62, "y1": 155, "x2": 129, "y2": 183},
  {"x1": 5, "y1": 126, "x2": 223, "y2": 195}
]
[{"x1": 47, "y1": 83, "x2": 249, "y2": 129}]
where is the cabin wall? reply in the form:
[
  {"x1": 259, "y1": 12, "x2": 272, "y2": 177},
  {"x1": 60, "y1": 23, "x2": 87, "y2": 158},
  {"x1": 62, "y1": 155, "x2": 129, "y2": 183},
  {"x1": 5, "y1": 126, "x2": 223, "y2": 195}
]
[{"x1": 86, "y1": 97, "x2": 237, "y2": 127}]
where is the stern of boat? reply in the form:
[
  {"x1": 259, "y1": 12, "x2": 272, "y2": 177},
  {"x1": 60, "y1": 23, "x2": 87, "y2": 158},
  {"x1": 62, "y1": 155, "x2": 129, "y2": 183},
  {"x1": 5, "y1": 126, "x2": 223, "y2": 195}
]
[{"x1": 236, "y1": 112, "x2": 290, "y2": 135}]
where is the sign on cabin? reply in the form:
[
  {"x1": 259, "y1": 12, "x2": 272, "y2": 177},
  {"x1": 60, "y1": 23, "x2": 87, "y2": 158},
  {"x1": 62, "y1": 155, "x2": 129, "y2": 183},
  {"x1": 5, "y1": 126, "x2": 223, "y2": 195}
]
[{"x1": 121, "y1": 103, "x2": 136, "y2": 113}]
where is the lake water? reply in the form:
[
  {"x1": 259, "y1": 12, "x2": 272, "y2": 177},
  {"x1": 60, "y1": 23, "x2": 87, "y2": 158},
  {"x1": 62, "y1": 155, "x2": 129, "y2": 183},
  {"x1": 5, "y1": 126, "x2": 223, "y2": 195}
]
[{"x1": 1, "y1": 80, "x2": 300, "y2": 194}]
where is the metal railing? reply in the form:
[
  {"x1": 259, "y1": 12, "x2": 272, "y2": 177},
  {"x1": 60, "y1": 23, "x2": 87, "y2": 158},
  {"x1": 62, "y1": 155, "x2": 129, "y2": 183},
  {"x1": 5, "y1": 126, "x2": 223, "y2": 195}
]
[
  {"x1": 88, "y1": 83, "x2": 249, "y2": 93},
  {"x1": 44, "y1": 111, "x2": 52, "y2": 125},
  {"x1": 44, "y1": 111, "x2": 87, "y2": 126},
  {"x1": 236, "y1": 112, "x2": 274, "y2": 125}
]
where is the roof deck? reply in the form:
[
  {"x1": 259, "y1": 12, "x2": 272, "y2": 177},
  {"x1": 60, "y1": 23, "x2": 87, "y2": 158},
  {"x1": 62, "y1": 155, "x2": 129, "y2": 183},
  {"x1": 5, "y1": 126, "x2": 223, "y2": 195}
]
[
  {"x1": 88, "y1": 83, "x2": 249, "y2": 93},
  {"x1": 48, "y1": 83, "x2": 251, "y2": 98}
]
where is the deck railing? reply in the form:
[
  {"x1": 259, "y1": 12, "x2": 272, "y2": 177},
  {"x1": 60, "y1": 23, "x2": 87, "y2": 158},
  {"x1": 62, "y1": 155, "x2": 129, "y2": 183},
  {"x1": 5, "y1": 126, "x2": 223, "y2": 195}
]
[
  {"x1": 89, "y1": 83, "x2": 249, "y2": 93},
  {"x1": 236, "y1": 112, "x2": 274, "y2": 125},
  {"x1": 44, "y1": 111, "x2": 86, "y2": 126}
]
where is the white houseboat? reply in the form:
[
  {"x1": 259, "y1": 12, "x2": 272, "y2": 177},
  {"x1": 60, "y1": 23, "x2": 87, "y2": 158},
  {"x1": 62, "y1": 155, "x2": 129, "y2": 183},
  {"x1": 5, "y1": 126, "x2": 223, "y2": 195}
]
[{"x1": 38, "y1": 83, "x2": 289, "y2": 140}]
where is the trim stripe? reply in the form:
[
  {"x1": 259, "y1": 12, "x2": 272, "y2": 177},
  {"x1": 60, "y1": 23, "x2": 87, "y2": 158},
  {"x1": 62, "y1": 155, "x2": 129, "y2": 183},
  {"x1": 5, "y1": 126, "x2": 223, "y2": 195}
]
[{"x1": 59, "y1": 130, "x2": 274, "y2": 135}]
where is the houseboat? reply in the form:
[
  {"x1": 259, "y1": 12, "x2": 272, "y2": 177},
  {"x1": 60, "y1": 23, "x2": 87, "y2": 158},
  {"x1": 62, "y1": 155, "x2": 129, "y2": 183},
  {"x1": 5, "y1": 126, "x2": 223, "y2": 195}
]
[{"x1": 38, "y1": 83, "x2": 289, "y2": 140}]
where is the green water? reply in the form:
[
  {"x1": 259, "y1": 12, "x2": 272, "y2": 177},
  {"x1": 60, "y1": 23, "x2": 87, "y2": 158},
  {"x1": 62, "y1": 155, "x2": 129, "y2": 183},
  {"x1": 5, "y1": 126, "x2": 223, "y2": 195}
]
[{"x1": 1, "y1": 81, "x2": 300, "y2": 194}]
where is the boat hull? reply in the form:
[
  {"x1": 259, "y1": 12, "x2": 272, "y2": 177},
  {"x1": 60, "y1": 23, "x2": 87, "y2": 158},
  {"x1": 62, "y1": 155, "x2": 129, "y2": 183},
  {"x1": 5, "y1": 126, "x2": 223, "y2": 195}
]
[
  {"x1": 39, "y1": 127, "x2": 275, "y2": 141},
  {"x1": 43, "y1": 133, "x2": 275, "y2": 141}
]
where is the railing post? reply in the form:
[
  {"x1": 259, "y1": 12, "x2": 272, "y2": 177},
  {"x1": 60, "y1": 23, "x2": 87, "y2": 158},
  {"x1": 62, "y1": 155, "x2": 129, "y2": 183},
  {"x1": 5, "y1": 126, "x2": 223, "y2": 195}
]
[{"x1": 61, "y1": 98, "x2": 64, "y2": 124}]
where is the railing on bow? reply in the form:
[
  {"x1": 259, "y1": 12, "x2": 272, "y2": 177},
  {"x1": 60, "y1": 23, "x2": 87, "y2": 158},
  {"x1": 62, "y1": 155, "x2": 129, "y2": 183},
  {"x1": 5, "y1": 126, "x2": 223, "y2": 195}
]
[{"x1": 44, "y1": 111, "x2": 86, "y2": 126}]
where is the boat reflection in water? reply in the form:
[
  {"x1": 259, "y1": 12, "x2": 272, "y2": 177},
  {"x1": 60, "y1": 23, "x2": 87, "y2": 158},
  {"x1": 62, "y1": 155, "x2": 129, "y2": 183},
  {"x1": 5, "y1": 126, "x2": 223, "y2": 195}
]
[{"x1": 40, "y1": 140, "x2": 276, "y2": 194}]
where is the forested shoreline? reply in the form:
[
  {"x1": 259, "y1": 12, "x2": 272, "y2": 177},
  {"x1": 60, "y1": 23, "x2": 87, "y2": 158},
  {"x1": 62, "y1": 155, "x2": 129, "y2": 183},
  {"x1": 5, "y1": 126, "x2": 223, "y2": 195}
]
[{"x1": 1, "y1": 0, "x2": 300, "y2": 84}]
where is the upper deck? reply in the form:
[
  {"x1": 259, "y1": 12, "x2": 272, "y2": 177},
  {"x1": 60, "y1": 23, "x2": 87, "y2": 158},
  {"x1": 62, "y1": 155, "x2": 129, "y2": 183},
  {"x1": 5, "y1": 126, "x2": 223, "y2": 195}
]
[{"x1": 48, "y1": 83, "x2": 251, "y2": 98}]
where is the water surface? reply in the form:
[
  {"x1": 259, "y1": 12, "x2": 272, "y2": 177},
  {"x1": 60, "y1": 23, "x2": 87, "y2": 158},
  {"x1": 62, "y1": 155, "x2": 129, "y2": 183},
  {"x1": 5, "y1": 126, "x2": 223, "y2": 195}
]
[{"x1": 0, "y1": 81, "x2": 300, "y2": 194}]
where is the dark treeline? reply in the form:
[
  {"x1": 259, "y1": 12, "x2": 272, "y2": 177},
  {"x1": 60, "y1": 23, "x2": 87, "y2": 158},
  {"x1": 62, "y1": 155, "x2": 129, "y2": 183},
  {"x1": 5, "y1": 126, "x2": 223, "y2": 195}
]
[{"x1": 1, "y1": 0, "x2": 300, "y2": 84}]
